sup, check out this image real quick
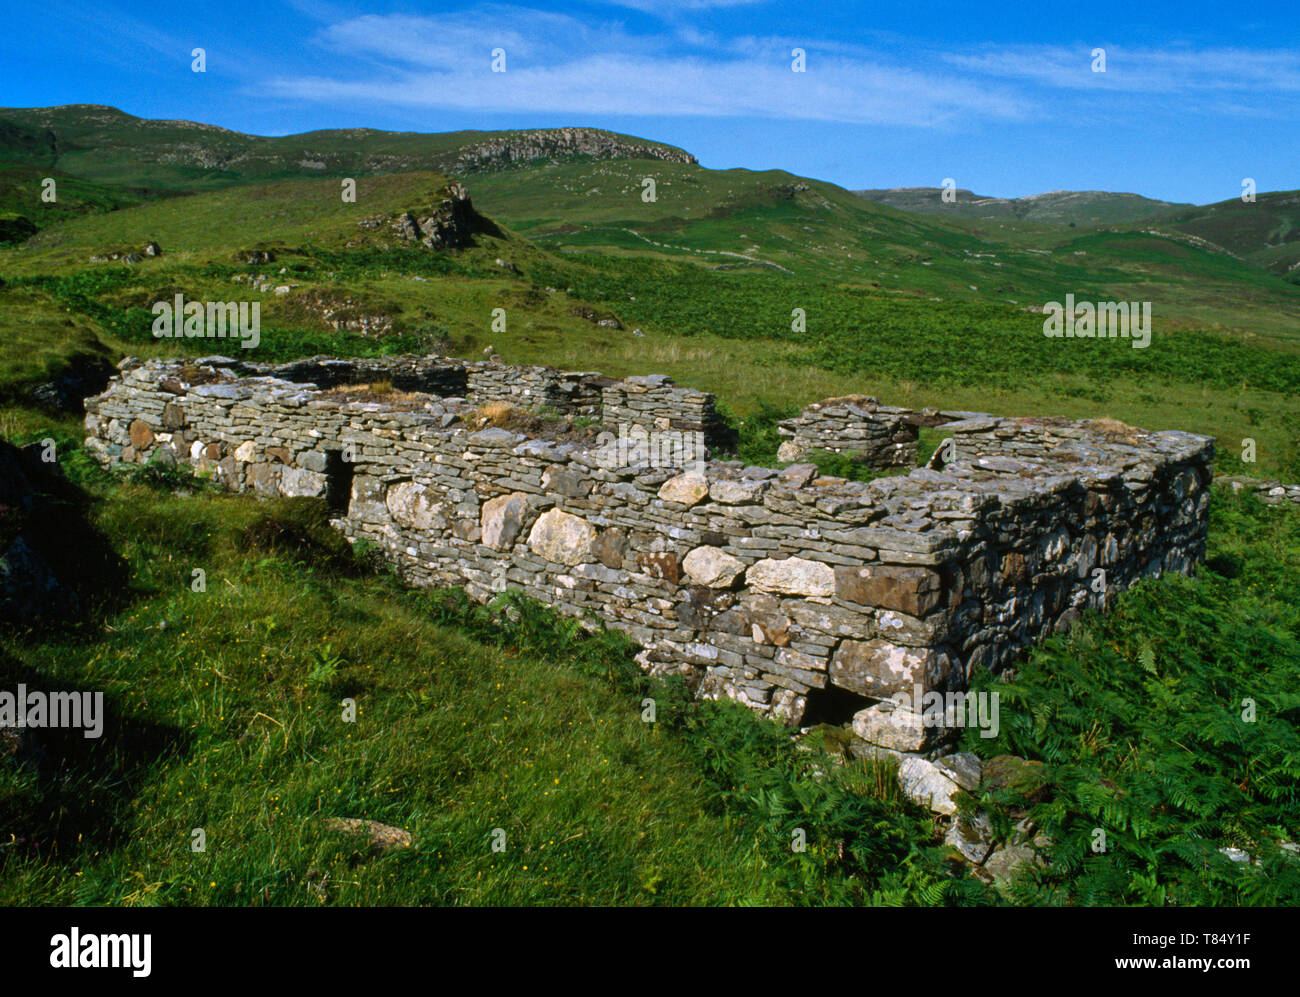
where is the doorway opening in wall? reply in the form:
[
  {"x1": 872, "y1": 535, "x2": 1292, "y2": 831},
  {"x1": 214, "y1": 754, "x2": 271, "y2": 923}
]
[
  {"x1": 324, "y1": 450, "x2": 354, "y2": 513},
  {"x1": 799, "y1": 682, "x2": 875, "y2": 727}
]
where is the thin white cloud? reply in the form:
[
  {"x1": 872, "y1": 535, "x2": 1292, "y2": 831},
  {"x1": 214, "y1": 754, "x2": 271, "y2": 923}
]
[
  {"x1": 270, "y1": 7, "x2": 1030, "y2": 126},
  {"x1": 263, "y1": 7, "x2": 1300, "y2": 128},
  {"x1": 946, "y1": 44, "x2": 1300, "y2": 93}
]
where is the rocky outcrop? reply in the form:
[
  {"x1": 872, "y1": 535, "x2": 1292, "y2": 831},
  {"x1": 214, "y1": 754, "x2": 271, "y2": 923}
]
[
  {"x1": 356, "y1": 182, "x2": 497, "y2": 249},
  {"x1": 451, "y1": 128, "x2": 696, "y2": 172},
  {"x1": 291, "y1": 287, "x2": 395, "y2": 337},
  {"x1": 323, "y1": 817, "x2": 411, "y2": 854}
]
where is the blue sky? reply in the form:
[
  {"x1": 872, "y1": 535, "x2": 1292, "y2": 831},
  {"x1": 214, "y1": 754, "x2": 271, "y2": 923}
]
[{"x1": 2, "y1": 0, "x2": 1297, "y2": 205}]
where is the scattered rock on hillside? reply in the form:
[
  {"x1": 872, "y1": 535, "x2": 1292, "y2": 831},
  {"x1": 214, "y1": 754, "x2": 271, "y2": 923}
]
[
  {"x1": 897, "y1": 755, "x2": 963, "y2": 815},
  {"x1": 89, "y1": 243, "x2": 158, "y2": 264},
  {"x1": 569, "y1": 305, "x2": 623, "y2": 329},
  {"x1": 944, "y1": 812, "x2": 996, "y2": 864},
  {"x1": 323, "y1": 817, "x2": 412, "y2": 854},
  {"x1": 935, "y1": 752, "x2": 983, "y2": 791},
  {"x1": 292, "y1": 287, "x2": 395, "y2": 336}
]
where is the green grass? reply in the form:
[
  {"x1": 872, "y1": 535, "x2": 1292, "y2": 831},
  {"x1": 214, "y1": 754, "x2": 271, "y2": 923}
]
[
  {"x1": 961, "y1": 488, "x2": 1300, "y2": 905},
  {"x1": 16, "y1": 172, "x2": 464, "y2": 261},
  {"x1": 2, "y1": 121, "x2": 1298, "y2": 906},
  {"x1": 0, "y1": 458, "x2": 980, "y2": 905},
  {"x1": 2, "y1": 441, "x2": 1297, "y2": 905},
  {"x1": 5, "y1": 217, "x2": 1298, "y2": 480}
]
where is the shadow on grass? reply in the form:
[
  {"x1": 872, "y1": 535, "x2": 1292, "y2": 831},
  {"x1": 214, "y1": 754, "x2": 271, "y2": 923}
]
[
  {"x1": 0, "y1": 438, "x2": 131, "y2": 634},
  {"x1": 0, "y1": 650, "x2": 191, "y2": 862}
]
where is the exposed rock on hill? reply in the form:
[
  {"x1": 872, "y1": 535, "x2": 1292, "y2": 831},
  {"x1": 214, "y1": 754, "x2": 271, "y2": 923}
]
[
  {"x1": 355, "y1": 182, "x2": 500, "y2": 249},
  {"x1": 450, "y1": 128, "x2": 696, "y2": 172},
  {"x1": 0, "y1": 106, "x2": 697, "y2": 187}
]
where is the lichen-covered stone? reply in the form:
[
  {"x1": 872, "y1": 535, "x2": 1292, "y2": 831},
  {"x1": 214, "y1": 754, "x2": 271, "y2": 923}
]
[
  {"x1": 709, "y1": 478, "x2": 765, "y2": 504},
  {"x1": 542, "y1": 465, "x2": 589, "y2": 498},
  {"x1": 835, "y1": 563, "x2": 943, "y2": 616},
  {"x1": 386, "y1": 481, "x2": 446, "y2": 531},
  {"x1": 851, "y1": 700, "x2": 940, "y2": 752},
  {"x1": 592, "y1": 526, "x2": 628, "y2": 569},
  {"x1": 945, "y1": 812, "x2": 995, "y2": 864},
  {"x1": 481, "y1": 492, "x2": 530, "y2": 550},
  {"x1": 830, "y1": 639, "x2": 938, "y2": 698},
  {"x1": 898, "y1": 755, "x2": 962, "y2": 814},
  {"x1": 658, "y1": 471, "x2": 709, "y2": 507},
  {"x1": 682, "y1": 545, "x2": 745, "y2": 588},
  {"x1": 935, "y1": 752, "x2": 983, "y2": 791},
  {"x1": 748, "y1": 556, "x2": 835, "y2": 597},
  {"x1": 527, "y1": 508, "x2": 596, "y2": 565},
  {"x1": 128, "y1": 419, "x2": 153, "y2": 449},
  {"x1": 281, "y1": 466, "x2": 327, "y2": 498}
]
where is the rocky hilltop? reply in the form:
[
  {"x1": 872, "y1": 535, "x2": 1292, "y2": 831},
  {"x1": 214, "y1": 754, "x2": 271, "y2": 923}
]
[
  {"x1": 450, "y1": 127, "x2": 696, "y2": 171},
  {"x1": 0, "y1": 105, "x2": 697, "y2": 189}
]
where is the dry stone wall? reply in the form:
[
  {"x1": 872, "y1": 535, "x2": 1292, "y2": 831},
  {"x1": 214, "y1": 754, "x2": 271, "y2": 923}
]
[
  {"x1": 181, "y1": 355, "x2": 728, "y2": 448},
  {"x1": 1217, "y1": 476, "x2": 1300, "y2": 508},
  {"x1": 775, "y1": 395, "x2": 987, "y2": 469},
  {"x1": 83, "y1": 355, "x2": 1215, "y2": 745},
  {"x1": 777, "y1": 395, "x2": 922, "y2": 467},
  {"x1": 601, "y1": 375, "x2": 736, "y2": 450}
]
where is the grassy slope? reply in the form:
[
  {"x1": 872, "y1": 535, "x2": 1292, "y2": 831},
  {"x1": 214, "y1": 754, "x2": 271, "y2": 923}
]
[
  {"x1": 469, "y1": 158, "x2": 1300, "y2": 340},
  {"x1": 0, "y1": 105, "x2": 692, "y2": 193},
  {"x1": 15, "y1": 172, "x2": 466, "y2": 260},
  {"x1": 0, "y1": 478, "x2": 768, "y2": 905},
  {"x1": 1, "y1": 448, "x2": 1295, "y2": 906},
  {"x1": 0, "y1": 460, "x2": 965, "y2": 906},
  {"x1": 0, "y1": 160, "x2": 149, "y2": 235},
  {"x1": 854, "y1": 187, "x2": 1189, "y2": 226},
  {"x1": 2, "y1": 166, "x2": 1298, "y2": 478},
  {"x1": 1153, "y1": 190, "x2": 1300, "y2": 275},
  {"x1": 1, "y1": 147, "x2": 1298, "y2": 905}
]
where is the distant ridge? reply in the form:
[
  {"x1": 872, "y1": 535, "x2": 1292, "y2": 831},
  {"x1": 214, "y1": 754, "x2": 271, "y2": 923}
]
[
  {"x1": 855, "y1": 186, "x2": 1190, "y2": 227},
  {"x1": 0, "y1": 104, "x2": 697, "y2": 193}
]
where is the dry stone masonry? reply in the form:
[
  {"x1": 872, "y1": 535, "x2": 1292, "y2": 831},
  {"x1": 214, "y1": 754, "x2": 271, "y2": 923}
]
[
  {"x1": 1217, "y1": 476, "x2": 1300, "y2": 508},
  {"x1": 83, "y1": 354, "x2": 1215, "y2": 755},
  {"x1": 776, "y1": 395, "x2": 972, "y2": 469}
]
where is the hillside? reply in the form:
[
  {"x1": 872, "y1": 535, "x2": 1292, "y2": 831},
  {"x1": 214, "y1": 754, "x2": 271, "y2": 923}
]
[
  {"x1": 855, "y1": 186, "x2": 1188, "y2": 226},
  {"x1": 468, "y1": 158, "x2": 1300, "y2": 339},
  {"x1": 0, "y1": 105, "x2": 696, "y2": 193},
  {"x1": 0, "y1": 160, "x2": 152, "y2": 243},
  {"x1": 4, "y1": 104, "x2": 1299, "y2": 340},
  {"x1": 2, "y1": 103, "x2": 1299, "y2": 912},
  {"x1": 1155, "y1": 189, "x2": 1300, "y2": 276}
]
